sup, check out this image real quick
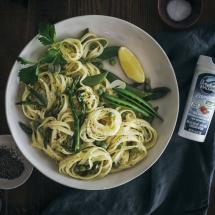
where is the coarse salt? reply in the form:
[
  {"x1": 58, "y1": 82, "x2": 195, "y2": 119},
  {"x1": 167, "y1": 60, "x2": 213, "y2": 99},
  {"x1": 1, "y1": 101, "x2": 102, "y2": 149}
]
[{"x1": 167, "y1": 0, "x2": 192, "y2": 22}]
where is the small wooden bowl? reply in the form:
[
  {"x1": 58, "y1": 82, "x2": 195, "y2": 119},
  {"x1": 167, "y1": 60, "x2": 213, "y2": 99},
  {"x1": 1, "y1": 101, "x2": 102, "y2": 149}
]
[{"x1": 158, "y1": 0, "x2": 203, "y2": 29}]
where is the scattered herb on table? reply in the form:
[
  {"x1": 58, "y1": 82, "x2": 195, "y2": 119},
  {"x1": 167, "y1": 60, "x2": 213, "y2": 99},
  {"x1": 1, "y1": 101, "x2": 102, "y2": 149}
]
[{"x1": 0, "y1": 147, "x2": 24, "y2": 180}]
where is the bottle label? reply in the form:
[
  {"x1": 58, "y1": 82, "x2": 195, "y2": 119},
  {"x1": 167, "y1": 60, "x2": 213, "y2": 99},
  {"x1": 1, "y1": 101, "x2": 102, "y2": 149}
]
[{"x1": 184, "y1": 73, "x2": 215, "y2": 135}]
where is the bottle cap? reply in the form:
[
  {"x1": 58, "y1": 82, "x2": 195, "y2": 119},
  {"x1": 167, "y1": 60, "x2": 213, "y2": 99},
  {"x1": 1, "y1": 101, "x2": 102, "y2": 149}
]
[{"x1": 197, "y1": 55, "x2": 215, "y2": 71}]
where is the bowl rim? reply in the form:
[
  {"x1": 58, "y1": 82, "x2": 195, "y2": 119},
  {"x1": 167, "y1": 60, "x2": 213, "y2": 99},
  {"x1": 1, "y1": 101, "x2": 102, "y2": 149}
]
[{"x1": 5, "y1": 15, "x2": 179, "y2": 190}]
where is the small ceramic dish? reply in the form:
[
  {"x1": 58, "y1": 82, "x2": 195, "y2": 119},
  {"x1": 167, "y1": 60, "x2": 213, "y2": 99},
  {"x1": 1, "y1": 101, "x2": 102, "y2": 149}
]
[
  {"x1": 158, "y1": 0, "x2": 203, "y2": 29},
  {"x1": 0, "y1": 135, "x2": 33, "y2": 189}
]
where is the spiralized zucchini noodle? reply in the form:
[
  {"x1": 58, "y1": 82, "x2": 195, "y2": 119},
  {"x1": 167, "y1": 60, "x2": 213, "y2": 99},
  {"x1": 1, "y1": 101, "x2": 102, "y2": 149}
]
[{"x1": 18, "y1": 29, "x2": 158, "y2": 180}]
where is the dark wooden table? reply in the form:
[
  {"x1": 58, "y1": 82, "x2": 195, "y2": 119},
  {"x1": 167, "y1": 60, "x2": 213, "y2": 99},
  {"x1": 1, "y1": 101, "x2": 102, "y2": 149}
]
[{"x1": 0, "y1": 0, "x2": 215, "y2": 214}]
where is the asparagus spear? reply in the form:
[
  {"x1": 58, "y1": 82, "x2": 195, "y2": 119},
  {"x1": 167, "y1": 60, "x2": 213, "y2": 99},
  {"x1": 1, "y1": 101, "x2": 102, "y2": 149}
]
[
  {"x1": 69, "y1": 98, "x2": 80, "y2": 153},
  {"x1": 67, "y1": 76, "x2": 81, "y2": 153},
  {"x1": 28, "y1": 86, "x2": 47, "y2": 107},
  {"x1": 77, "y1": 95, "x2": 86, "y2": 126}
]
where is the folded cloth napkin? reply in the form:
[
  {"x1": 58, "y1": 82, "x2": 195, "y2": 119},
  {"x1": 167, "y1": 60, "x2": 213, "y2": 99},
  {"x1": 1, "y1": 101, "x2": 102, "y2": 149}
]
[{"x1": 41, "y1": 26, "x2": 215, "y2": 215}]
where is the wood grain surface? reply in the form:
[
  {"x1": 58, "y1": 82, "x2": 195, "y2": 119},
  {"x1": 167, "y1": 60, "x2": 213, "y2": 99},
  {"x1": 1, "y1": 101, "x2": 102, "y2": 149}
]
[{"x1": 0, "y1": 0, "x2": 214, "y2": 214}]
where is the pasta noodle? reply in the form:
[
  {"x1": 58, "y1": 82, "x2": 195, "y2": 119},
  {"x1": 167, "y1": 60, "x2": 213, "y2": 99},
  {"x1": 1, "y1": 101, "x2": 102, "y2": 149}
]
[
  {"x1": 107, "y1": 109, "x2": 157, "y2": 172},
  {"x1": 59, "y1": 146, "x2": 112, "y2": 179},
  {"x1": 80, "y1": 108, "x2": 122, "y2": 142}
]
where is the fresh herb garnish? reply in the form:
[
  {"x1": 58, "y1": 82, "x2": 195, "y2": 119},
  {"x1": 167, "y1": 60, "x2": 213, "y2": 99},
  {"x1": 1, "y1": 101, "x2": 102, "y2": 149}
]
[
  {"x1": 80, "y1": 28, "x2": 89, "y2": 38},
  {"x1": 38, "y1": 23, "x2": 56, "y2": 45},
  {"x1": 82, "y1": 71, "x2": 108, "y2": 86},
  {"x1": 43, "y1": 128, "x2": 52, "y2": 149},
  {"x1": 18, "y1": 64, "x2": 39, "y2": 85},
  {"x1": 17, "y1": 57, "x2": 35, "y2": 65},
  {"x1": 98, "y1": 46, "x2": 120, "y2": 60},
  {"x1": 39, "y1": 48, "x2": 67, "y2": 66},
  {"x1": 19, "y1": 122, "x2": 33, "y2": 136}
]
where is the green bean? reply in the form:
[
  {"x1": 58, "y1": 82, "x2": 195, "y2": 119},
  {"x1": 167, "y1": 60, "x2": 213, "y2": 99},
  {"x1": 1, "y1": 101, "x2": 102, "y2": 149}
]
[
  {"x1": 19, "y1": 122, "x2": 33, "y2": 136},
  {"x1": 103, "y1": 69, "x2": 170, "y2": 100},
  {"x1": 114, "y1": 88, "x2": 163, "y2": 121},
  {"x1": 82, "y1": 71, "x2": 108, "y2": 86},
  {"x1": 102, "y1": 93, "x2": 151, "y2": 117},
  {"x1": 103, "y1": 69, "x2": 151, "y2": 97},
  {"x1": 115, "y1": 90, "x2": 154, "y2": 117},
  {"x1": 125, "y1": 85, "x2": 151, "y2": 98}
]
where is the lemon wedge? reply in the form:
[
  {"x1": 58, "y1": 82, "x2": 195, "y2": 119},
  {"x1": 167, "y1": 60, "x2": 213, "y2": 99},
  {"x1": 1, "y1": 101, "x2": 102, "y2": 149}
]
[{"x1": 118, "y1": 47, "x2": 145, "y2": 83}]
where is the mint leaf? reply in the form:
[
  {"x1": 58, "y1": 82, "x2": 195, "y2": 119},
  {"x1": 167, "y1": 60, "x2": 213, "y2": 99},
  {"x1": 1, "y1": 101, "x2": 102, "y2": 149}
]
[
  {"x1": 82, "y1": 71, "x2": 108, "y2": 86},
  {"x1": 38, "y1": 23, "x2": 56, "y2": 45},
  {"x1": 98, "y1": 46, "x2": 120, "y2": 60},
  {"x1": 19, "y1": 64, "x2": 38, "y2": 85},
  {"x1": 17, "y1": 57, "x2": 35, "y2": 65}
]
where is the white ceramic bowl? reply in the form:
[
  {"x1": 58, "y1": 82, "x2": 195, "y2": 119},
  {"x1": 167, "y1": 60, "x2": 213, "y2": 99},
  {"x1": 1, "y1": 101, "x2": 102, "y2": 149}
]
[{"x1": 5, "y1": 15, "x2": 179, "y2": 190}]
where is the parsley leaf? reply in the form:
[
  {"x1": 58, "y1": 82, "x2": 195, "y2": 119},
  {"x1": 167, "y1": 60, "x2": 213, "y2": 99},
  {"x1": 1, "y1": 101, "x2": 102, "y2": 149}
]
[
  {"x1": 39, "y1": 48, "x2": 67, "y2": 66},
  {"x1": 17, "y1": 57, "x2": 35, "y2": 65},
  {"x1": 18, "y1": 64, "x2": 39, "y2": 85},
  {"x1": 38, "y1": 23, "x2": 56, "y2": 45}
]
